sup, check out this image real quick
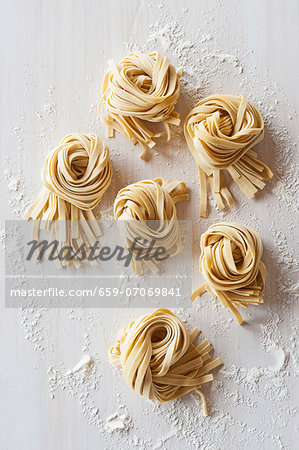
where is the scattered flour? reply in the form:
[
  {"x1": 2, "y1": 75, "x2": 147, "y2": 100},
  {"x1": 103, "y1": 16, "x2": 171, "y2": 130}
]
[
  {"x1": 65, "y1": 354, "x2": 93, "y2": 376},
  {"x1": 2, "y1": 1, "x2": 298, "y2": 449},
  {"x1": 105, "y1": 408, "x2": 131, "y2": 433}
]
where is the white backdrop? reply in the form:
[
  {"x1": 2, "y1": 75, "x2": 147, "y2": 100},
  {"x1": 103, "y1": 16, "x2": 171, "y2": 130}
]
[{"x1": 0, "y1": 1, "x2": 298, "y2": 449}]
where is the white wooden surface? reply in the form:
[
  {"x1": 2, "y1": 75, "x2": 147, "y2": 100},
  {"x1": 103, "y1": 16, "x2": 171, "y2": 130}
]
[{"x1": 1, "y1": 1, "x2": 298, "y2": 449}]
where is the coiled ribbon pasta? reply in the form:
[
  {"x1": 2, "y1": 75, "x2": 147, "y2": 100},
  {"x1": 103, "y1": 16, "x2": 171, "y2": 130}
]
[
  {"x1": 114, "y1": 178, "x2": 189, "y2": 274},
  {"x1": 109, "y1": 308, "x2": 222, "y2": 415},
  {"x1": 24, "y1": 133, "x2": 112, "y2": 268},
  {"x1": 191, "y1": 222, "x2": 266, "y2": 324},
  {"x1": 184, "y1": 95, "x2": 273, "y2": 217},
  {"x1": 99, "y1": 51, "x2": 181, "y2": 158}
]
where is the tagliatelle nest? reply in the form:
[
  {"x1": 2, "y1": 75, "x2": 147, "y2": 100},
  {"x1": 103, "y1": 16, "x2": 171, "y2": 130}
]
[
  {"x1": 24, "y1": 133, "x2": 113, "y2": 268},
  {"x1": 184, "y1": 95, "x2": 273, "y2": 217},
  {"x1": 99, "y1": 51, "x2": 182, "y2": 158},
  {"x1": 109, "y1": 308, "x2": 222, "y2": 415},
  {"x1": 191, "y1": 222, "x2": 266, "y2": 324},
  {"x1": 114, "y1": 178, "x2": 189, "y2": 274}
]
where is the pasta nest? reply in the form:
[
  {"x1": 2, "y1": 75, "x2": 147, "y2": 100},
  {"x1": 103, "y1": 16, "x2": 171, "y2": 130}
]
[
  {"x1": 192, "y1": 222, "x2": 266, "y2": 324},
  {"x1": 24, "y1": 133, "x2": 112, "y2": 268},
  {"x1": 109, "y1": 308, "x2": 222, "y2": 415},
  {"x1": 114, "y1": 178, "x2": 189, "y2": 274},
  {"x1": 99, "y1": 51, "x2": 182, "y2": 158},
  {"x1": 184, "y1": 95, "x2": 273, "y2": 216}
]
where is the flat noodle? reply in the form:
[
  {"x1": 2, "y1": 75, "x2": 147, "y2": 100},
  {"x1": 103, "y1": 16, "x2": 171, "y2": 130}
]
[
  {"x1": 191, "y1": 222, "x2": 266, "y2": 324},
  {"x1": 99, "y1": 51, "x2": 181, "y2": 158},
  {"x1": 114, "y1": 178, "x2": 189, "y2": 274},
  {"x1": 24, "y1": 133, "x2": 113, "y2": 268},
  {"x1": 109, "y1": 308, "x2": 222, "y2": 415},
  {"x1": 184, "y1": 95, "x2": 273, "y2": 217}
]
